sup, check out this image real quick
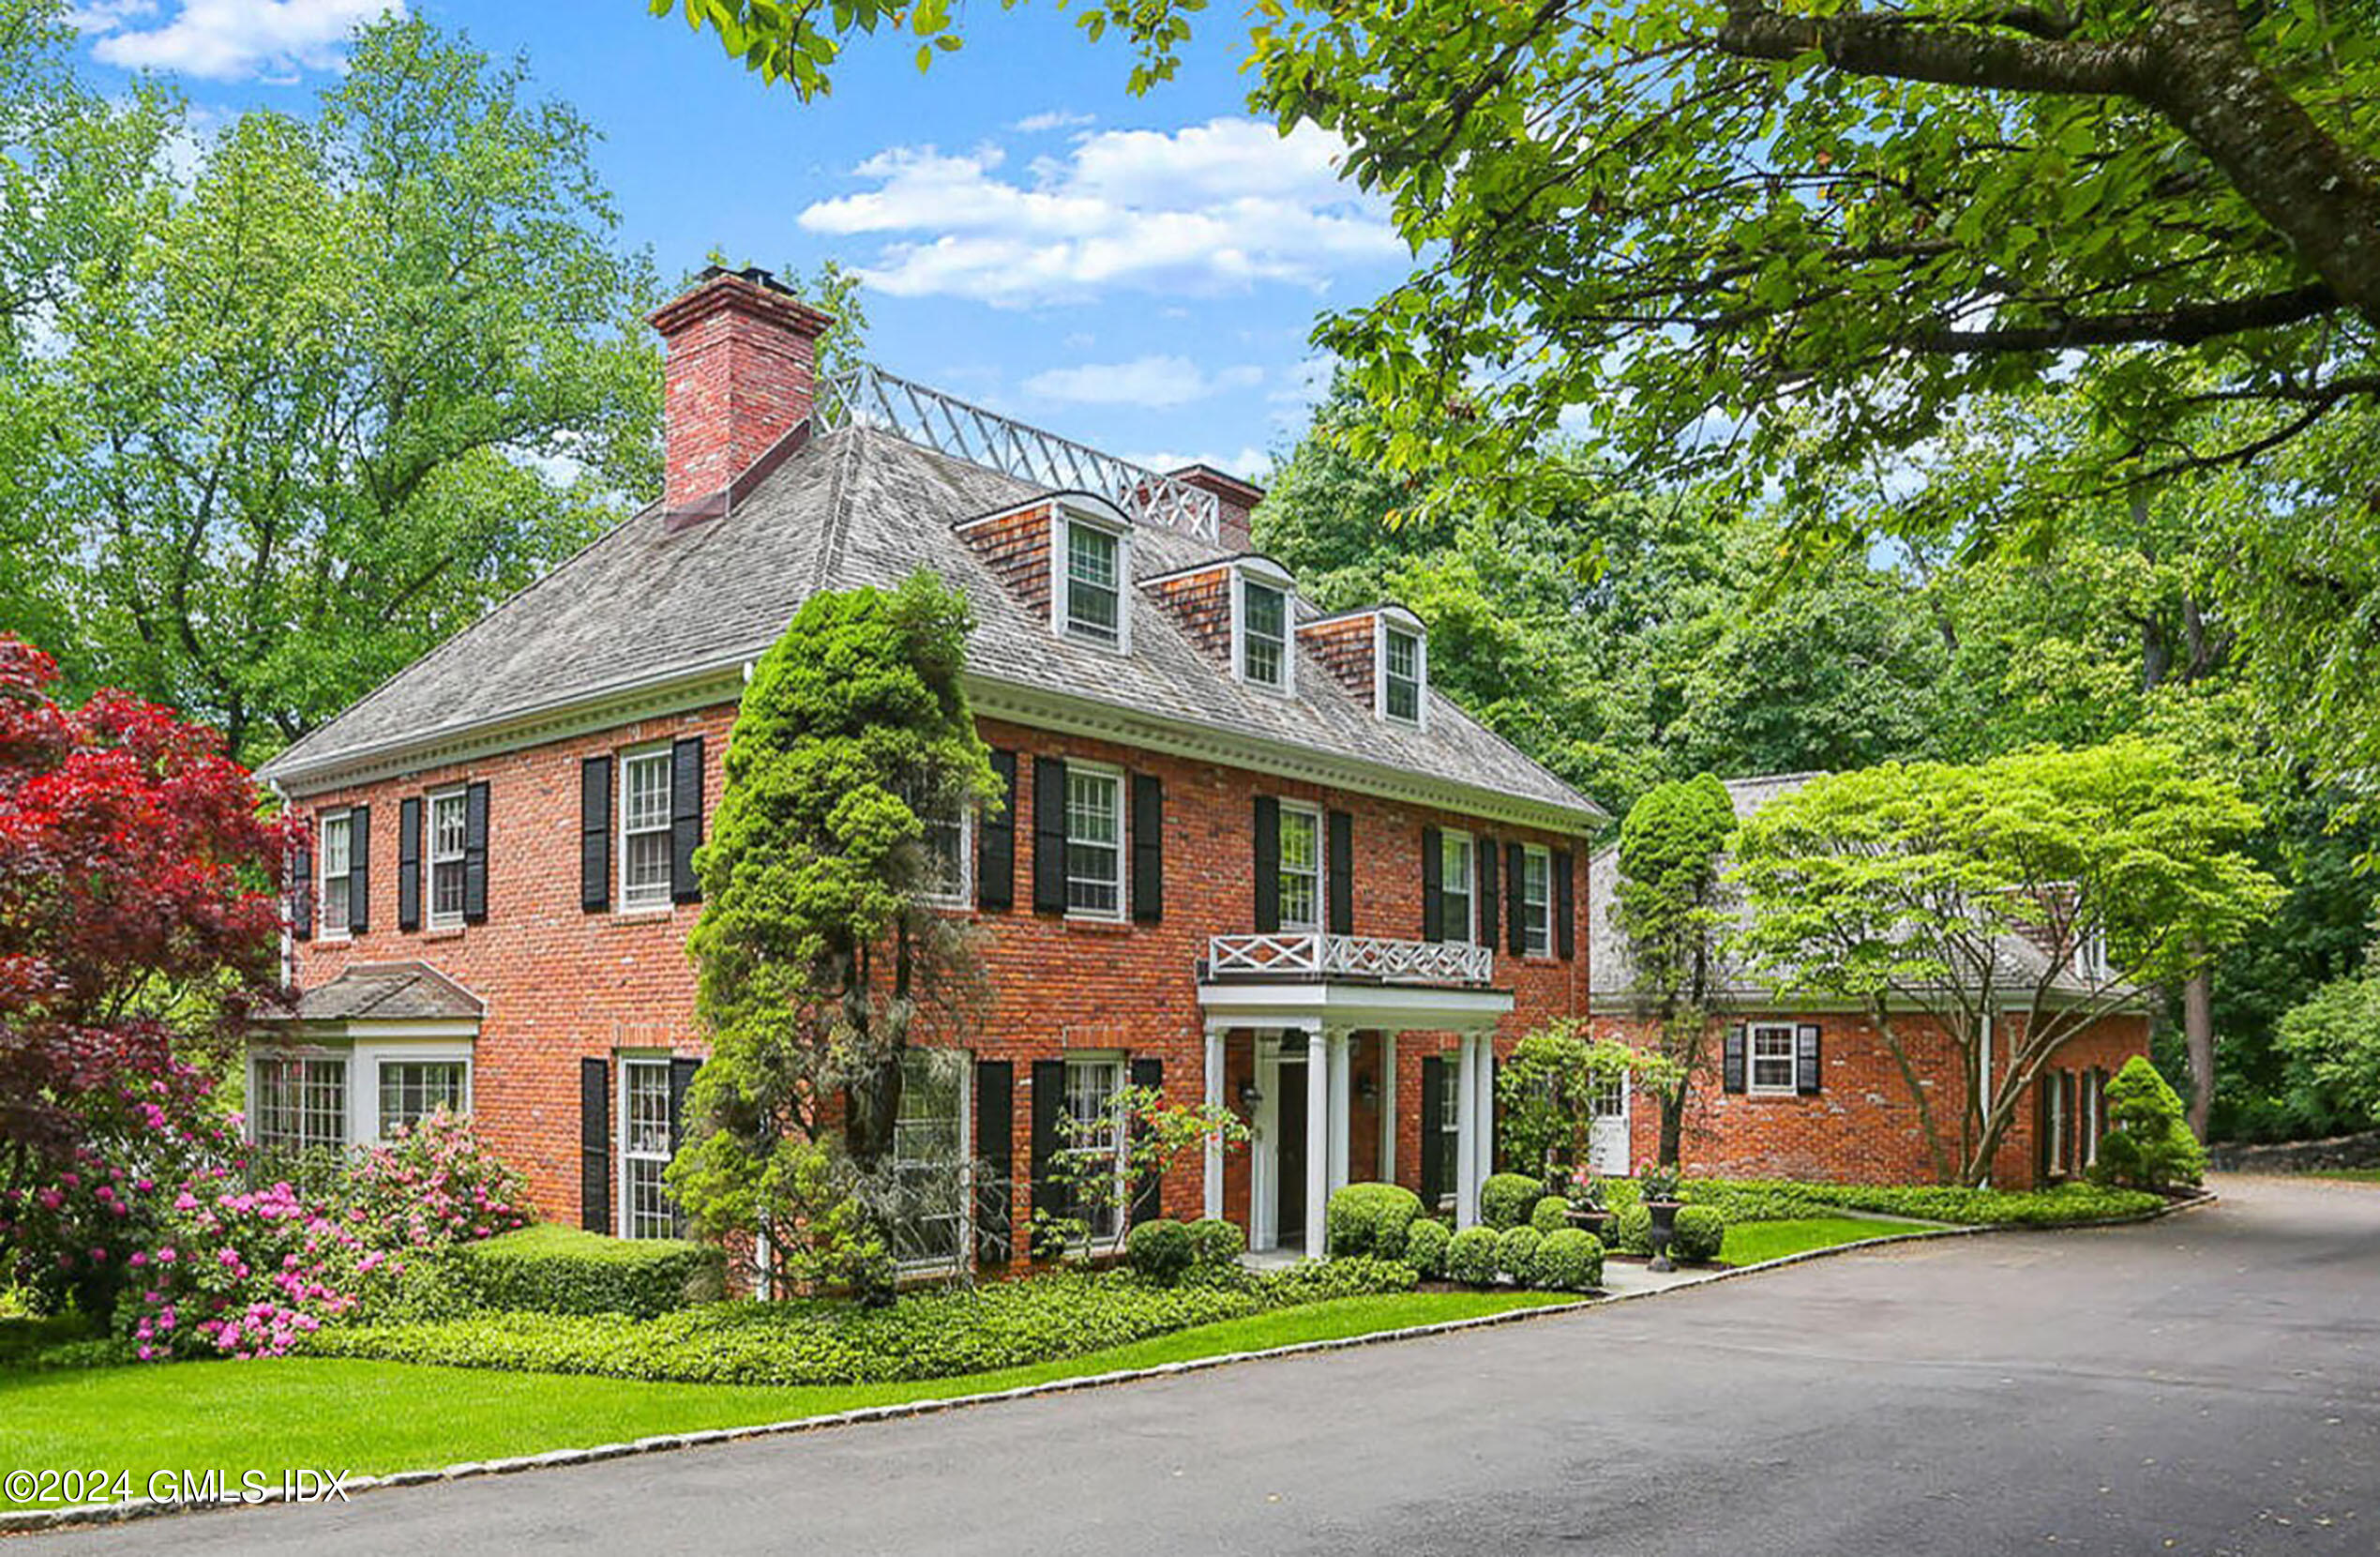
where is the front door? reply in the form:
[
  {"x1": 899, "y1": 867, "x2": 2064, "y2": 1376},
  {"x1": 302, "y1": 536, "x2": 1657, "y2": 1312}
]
[
  {"x1": 1588, "y1": 1076, "x2": 1631, "y2": 1176},
  {"x1": 1276, "y1": 1058, "x2": 1307, "y2": 1245}
]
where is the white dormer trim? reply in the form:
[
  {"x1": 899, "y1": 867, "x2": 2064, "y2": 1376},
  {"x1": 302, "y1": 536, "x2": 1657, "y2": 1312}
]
[
  {"x1": 1050, "y1": 498, "x2": 1133, "y2": 656},
  {"x1": 1229, "y1": 556, "x2": 1297, "y2": 698},
  {"x1": 1375, "y1": 607, "x2": 1427, "y2": 730}
]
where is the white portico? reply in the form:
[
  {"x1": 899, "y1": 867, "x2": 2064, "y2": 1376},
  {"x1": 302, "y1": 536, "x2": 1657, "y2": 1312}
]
[{"x1": 1198, "y1": 932, "x2": 1514, "y2": 1257}]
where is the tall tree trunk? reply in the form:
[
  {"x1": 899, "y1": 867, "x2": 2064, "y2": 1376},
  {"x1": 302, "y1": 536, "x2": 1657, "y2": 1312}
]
[{"x1": 2184, "y1": 949, "x2": 2216, "y2": 1140}]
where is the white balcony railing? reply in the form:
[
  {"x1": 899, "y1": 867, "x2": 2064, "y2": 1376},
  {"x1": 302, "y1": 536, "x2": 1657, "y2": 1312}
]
[{"x1": 1205, "y1": 931, "x2": 1496, "y2": 988}]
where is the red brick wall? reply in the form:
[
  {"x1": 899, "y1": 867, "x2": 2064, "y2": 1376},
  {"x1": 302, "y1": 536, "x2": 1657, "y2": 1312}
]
[
  {"x1": 957, "y1": 504, "x2": 1053, "y2": 616},
  {"x1": 1589, "y1": 1009, "x2": 2150, "y2": 1188},
  {"x1": 1298, "y1": 614, "x2": 1376, "y2": 707},
  {"x1": 290, "y1": 707, "x2": 1593, "y2": 1232},
  {"x1": 1149, "y1": 566, "x2": 1231, "y2": 664},
  {"x1": 650, "y1": 273, "x2": 828, "y2": 510}
]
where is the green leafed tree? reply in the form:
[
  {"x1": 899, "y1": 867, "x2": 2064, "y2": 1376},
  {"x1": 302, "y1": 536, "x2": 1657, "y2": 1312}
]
[
  {"x1": 1731, "y1": 741, "x2": 2279, "y2": 1184},
  {"x1": 670, "y1": 570, "x2": 1002, "y2": 1298},
  {"x1": 1615, "y1": 774, "x2": 1739, "y2": 1167}
]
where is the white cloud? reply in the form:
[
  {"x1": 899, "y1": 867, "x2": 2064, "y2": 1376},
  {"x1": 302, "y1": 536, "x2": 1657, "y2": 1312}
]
[
  {"x1": 799, "y1": 116, "x2": 1400, "y2": 306},
  {"x1": 1013, "y1": 109, "x2": 1095, "y2": 134},
  {"x1": 81, "y1": 0, "x2": 398, "y2": 82},
  {"x1": 1023, "y1": 355, "x2": 1264, "y2": 410},
  {"x1": 1125, "y1": 446, "x2": 1273, "y2": 482}
]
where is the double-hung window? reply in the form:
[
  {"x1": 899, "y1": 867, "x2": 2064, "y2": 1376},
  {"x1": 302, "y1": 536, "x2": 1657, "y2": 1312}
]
[
  {"x1": 621, "y1": 1059, "x2": 678, "y2": 1240},
  {"x1": 1439, "y1": 831, "x2": 1475, "y2": 944},
  {"x1": 1748, "y1": 1022, "x2": 1798, "y2": 1096},
  {"x1": 1382, "y1": 626, "x2": 1423, "y2": 723},
  {"x1": 1240, "y1": 575, "x2": 1288, "y2": 689},
  {"x1": 252, "y1": 1054, "x2": 348, "y2": 1155},
  {"x1": 1064, "y1": 766, "x2": 1124, "y2": 919},
  {"x1": 1433, "y1": 1066, "x2": 1461, "y2": 1206},
  {"x1": 919, "y1": 802, "x2": 972, "y2": 908},
  {"x1": 1520, "y1": 845, "x2": 1552, "y2": 957},
  {"x1": 891, "y1": 1049, "x2": 970, "y2": 1268},
  {"x1": 1062, "y1": 519, "x2": 1122, "y2": 646},
  {"x1": 428, "y1": 789, "x2": 467, "y2": 929},
  {"x1": 620, "y1": 749, "x2": 673, "y2": 910},
  {"x1": 377, "y1": 1060, "x2": 467, "y2": 1139},
  {"x1": 320, "y1": 810, "x2": 354, "y2": 934},
  {"x1": 1062, "y1": 1054, "x2": 1126, "y2": 1242},
  {"x1": 1277, "y1": 804, "x2": 1321, "y2": 930}
]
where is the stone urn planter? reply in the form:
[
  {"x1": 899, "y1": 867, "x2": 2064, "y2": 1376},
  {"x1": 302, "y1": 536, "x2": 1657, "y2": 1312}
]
[
  {"x1": 1645, "y1": 1199, "x2": 1682, "y2": 1273},
  {"x1": 1566, "y1": 1204, "x2": 1611, "y2": 1240}
]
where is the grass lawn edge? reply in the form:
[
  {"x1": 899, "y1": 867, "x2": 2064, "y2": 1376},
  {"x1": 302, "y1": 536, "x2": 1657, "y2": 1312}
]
[{"x1": 0, "y1": 1194, "x2": 2217, "y2": 1537}]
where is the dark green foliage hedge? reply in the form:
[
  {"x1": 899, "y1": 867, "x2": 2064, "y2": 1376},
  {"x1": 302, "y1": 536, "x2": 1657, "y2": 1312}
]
[
  {"x1": 1403, "y1": 1218, "x2": 1452, "y2": 1279},
  {"x1": 1671, "y1": 1205, "x2": 1725, "y2": 1262},
  {"x1": 1186, "y1": 1217, "x2": 1245, "y2": 1269},
  {"x1": 1529, "y1": 1196, "x2": 1571, "y2": 1235},
  {"x1": 1610, "y1": 1202, "x2": 1652, "y2": 1255},
  {"x1": 1682, "y1": 1179, "x2": 2163, "y2": 1227},
  {"x1": 1531, "y1": 1229, "x2": 1603, "y2": 1292},
  {"x1": 1480, "y1": 1173, "x2": 1543, "y2": 1232},
  {"x1": 1125, "y1": 1219, "x2": 1197, "y2": 1284},
  {"x1": 306, "y1": 1260, "x2": 1416, "y2": 1387},
  {"x1": 1494, "y1": 1225, "x2": 1541, "y2": 1283},
  {"x1": 1445, "y1": 1226, "x2": 1499, "y2": 1286},
  {"x1": 1325, "y1": 1182, "x2": 1423, "y2": 1259},
  {"x1": 439, "y1": 1225, "x2": 721, "y2": 1320},
  {"x1": 0, "y1": 1313, "x2": 131, "y2": 1370}
]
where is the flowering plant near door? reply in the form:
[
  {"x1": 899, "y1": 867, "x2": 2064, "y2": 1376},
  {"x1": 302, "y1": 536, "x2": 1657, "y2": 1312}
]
[{"x1": 1033, "y1": 1084, "x2": 1249, "y2": 1261}]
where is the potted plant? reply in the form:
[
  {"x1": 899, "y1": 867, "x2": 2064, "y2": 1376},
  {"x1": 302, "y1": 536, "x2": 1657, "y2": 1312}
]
[
  {"x1": 1639, "y1": 1163, "x2": 1683, "y2": 1273},
  {"x1": 1563, "y1": 1170, "x2": 1611, "y2": 1239}
]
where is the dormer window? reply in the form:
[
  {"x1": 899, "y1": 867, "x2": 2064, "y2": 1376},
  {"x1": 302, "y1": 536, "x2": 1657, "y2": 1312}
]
[
  {"x1": 1233, "y1": 561, "x2": 1295, "y2": 693},
  {"x1": 1055, "y1": 506, "x2": 1129, "y2": 650},
  {"x1": 1381, "y1": 623, "x2": 1424, "y2": 724}
]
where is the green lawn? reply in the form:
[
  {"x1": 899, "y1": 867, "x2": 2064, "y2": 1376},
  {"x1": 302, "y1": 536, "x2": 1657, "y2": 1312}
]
[
  {"x1": 2304, "y1": 1167, "x2": 2380, "y2": 1184},
  {"x1": 1717, "y1": 1216, "x2": 1938, "y2": 1267},
  {"x1": 1, "y1": 1291, "x2": 1566, "y2": 1504}
]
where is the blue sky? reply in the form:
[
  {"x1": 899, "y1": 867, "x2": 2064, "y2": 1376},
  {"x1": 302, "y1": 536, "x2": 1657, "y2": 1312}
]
[{"x1": 68, "y1": 0, "x2": 1411, "y2": 481}]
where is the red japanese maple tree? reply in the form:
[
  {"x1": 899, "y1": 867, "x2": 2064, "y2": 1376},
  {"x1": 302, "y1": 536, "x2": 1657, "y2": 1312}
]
[{"x1": 0, "y1": 637, "x2": 294, "y2": 1314}]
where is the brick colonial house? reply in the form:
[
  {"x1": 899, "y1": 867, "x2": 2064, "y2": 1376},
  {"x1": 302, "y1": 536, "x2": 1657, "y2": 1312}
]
[
  {"x1": 253, "y1": 266, "x2": 1607, "y2": 1263},
  {"x1": 1585, "y1": 775, "x2": 2151, "y2": 1188}
]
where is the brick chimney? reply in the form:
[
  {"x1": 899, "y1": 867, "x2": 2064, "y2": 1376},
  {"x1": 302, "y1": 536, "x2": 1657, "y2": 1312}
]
[
  {"x1": 649, "y1": 266, "x2": 834, "y2": 511},
  {"x1": 1168, "y1": 464, "x2": 1266, "y2": 552}
]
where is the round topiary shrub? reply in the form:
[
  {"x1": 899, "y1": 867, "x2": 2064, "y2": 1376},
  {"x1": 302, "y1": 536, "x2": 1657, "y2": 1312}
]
[
  {"x1": 1186, "y1": 1217, "x2": 1245, "y2": 1270},
  {"x1": 1531, "y1": 1228, "x2": 1604, "y2": 1292},
  {"x1": 1495, "y1": 1225, "x2": 1543, "y2": 1284},
  {"x1": 1403, "y1": 1217, "x2": 1453, "y2": 1279},
  {"x1": 1446, "y1": 1225, "x2": 1500, "y2": 1287},
  {"x1": 1671, "y1": 1204, "x2": 1725, "y2": 1263},
  {"x1": 1610, "y1": 1202, "x2": 1652, "y2": 1256},
  {"x1": 1529, "y1": 1195, "x2": 1571, "y2": 1235},
  {"x1": 1481, "y1": 1172, "x2": 1544, "y2": 1231},
  {"x1": 1326, "y1": 1182, "x2": 1424, "y2": 1260},
  {"x1": 1125, "y1": 1217, "x2": 1196, "y2": 1284},
  {"x1": 2090, "y1": 1055, "x2": 2208, "y2": 1190}
]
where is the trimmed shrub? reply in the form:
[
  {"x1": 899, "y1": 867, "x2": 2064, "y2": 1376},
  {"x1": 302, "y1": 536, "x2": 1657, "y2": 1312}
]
[
  {"x1": 1677, "y1": 1178, "x2": 2162, "y2": 1227},
  {"x1": 1186, "y1": 1217, "x2": 1245, "y2": 1270},
  {"x1": 1325, "y1": 1182, "x2": 1424, "y2": 1260},
  {"x1": 1531, "y1": 1229, "x2": 1603, "y2": 1292},
  {"x1": 1671, "y1": 1204, "x2": 1725, "y2": 1263},
  {"x1": 2092, "y1": 1056, "x2": 2208, "y2": 1190},
  {"x1": 1125, "y1": 1218, "x2": 1196, "y2": 1285},
  {"x1": 1445, "y1": 1226, "x2": 1499, "y2": 1287},
  {"x1": 1610, "y1": 1202, "x2": 1652, "y2": 1256},
  {"x1": 1480, "y1": 1173, "x2": 1543, "y2": 1232},
  {"x1": 443, "y1": 1225, "x2": 719, "y2": 1320},
  {"x1": 1258, "y1": 1256, "x2": 1417, "y2": 1307},
  {"x1": 1529, "y1": 1196, "x2": 1571, "y2": 1235},
  {"x1": 1495, "y1": 1225, "x2": 1542, "y2": 1284},
  {"x1": 1403, "y1": 1217, "x2": 1452, "y2": 1279}
]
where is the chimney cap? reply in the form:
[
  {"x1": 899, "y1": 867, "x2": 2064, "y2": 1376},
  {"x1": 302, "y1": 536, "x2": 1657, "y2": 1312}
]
[
  {"x1": 650, "y1": 265, "x2": 834, "y2": 340},
  {"x1": 1166, "y1": 463, "x2": 1266, "y2": 506}
]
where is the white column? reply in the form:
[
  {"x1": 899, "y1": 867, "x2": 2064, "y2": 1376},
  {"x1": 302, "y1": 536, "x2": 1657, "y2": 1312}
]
[
  {"x1": 1454, "y1": 1034, "x2": 1480, "y2": 1228},
  {"x1": 1305, "y1": 1025, "x2": 1331, "y2": 1258},
  {"x1": 1203, "y1": 1022, "x2": 1228, "y2": 1221},
  {"x1": 1378, "y1": 1031, "x2": 1398, "y2": 1186},
  {"x1": 1470, "y1": 1033, "x2": 1496, "y2": 1195},
  {"x1": 1327, "y1": 1029, "x2": 1352, "y2": 1196}
]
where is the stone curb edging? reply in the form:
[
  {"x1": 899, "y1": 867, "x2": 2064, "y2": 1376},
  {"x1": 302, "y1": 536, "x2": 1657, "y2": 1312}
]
[{"x1": 0, "y1": 1192, "x2": 2215, "y2": 1538}]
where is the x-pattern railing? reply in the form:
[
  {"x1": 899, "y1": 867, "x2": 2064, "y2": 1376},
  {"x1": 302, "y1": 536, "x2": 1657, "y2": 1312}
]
[
  {"x1": 1207, "y1": 931, "x2": 1496, "y2": 988},
  {"x1": 819, "y1": 363, "x2": 1221, "y2": 542}
]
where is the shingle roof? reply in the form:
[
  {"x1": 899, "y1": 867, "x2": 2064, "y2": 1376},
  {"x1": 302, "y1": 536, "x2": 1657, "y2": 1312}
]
[
  {"x1": 259, "y1": 423, "x2": 1602, "y2": 825},
  {"x1": 262, "y1": 961, "x2": 484, "y2": 1023}
]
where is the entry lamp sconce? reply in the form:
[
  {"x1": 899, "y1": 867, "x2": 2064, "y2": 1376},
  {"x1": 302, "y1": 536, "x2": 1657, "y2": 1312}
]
[
  {"x1": 1357, "y1": 1074, "x2": 1378, "y2": 1106},
  {"x1": 1238, "y1": 1080, "x2": 1263, "y2": 1111}
]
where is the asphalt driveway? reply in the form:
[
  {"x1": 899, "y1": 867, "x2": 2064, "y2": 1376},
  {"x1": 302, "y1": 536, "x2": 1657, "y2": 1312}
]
[{"x1": 30, "y1": 1174, "x2": 2380, "y2": 1556}]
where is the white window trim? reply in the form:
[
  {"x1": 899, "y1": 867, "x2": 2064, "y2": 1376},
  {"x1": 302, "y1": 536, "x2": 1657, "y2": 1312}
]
[
  {"x1": 318, "y1": 808, "x2": 354, "y2": 942},
  {"x1": 369, "y1": 1050, "x2": 474, "y2": 1144},
  {"x1": 1439, "y1": 828, "x2": 1477, "y2": 945},
  {"x1": 618, "y1": 1053, "x2": 678, "y2": 1241},
  {"x1": 248, "y1": 1048, "x2": 353, "y2": 1155},
  {"x1": 1747, "y1": 1021, "x2": 1799, "y2": 1097},
  {"x1": 617, "y1": 745, "x2": 674, "y2": 915},
  {"x1": 1061, "y1": 1051, "x2": 1130, "y2": 1244},
  {"x1": 893, "y1": 1048, "x2": 974, "y2": 1274},
  {"x1": 1277, "y1": 800, "x2": 1323, "y2": 931},
  {"x1": 425, "y1": 785, "x2": 468, "y2": 931},
  {"x1": 1062, "y1": 760, "x2": 1128, "y2": 923},
  {"x1": 920, "y1": 801, "x2": 976, "y2": 911},
  {"x1": 1376, "y1": 614, "x2": 1427, "y2": 729},
  {"x1": 1051, "y1": 504, "x2": 1133, "y2": 655},
  {"x1": 1231, "y1": 562, "x2": 1296, "y2": 696},
  {"x1": 1520, "y1": 842, "x2": 1553, "y2": 958}
]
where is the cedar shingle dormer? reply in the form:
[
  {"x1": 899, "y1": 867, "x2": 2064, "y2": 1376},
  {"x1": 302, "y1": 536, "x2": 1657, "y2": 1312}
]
[
  {"x1": 1143, "y1": 554, "x2": 1298, "y2": 692},
  {"x1": 1298, "y1": 603, "x2": 1427, "y2": 725},
  {"x1": 956, "y1": 492, "x2": 1136, "y2": 652},
  {"x1": 955, "y1": 498, "x2": 1056, "y2": 615},
  {"x1": 1144, "y1": 560, "x2": 1234, "y2": 662}
]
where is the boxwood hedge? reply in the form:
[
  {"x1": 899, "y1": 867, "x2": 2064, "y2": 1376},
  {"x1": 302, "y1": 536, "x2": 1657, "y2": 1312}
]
[{"x1": 437, "y1": 1224, "x2": 721, "y2": 1320}]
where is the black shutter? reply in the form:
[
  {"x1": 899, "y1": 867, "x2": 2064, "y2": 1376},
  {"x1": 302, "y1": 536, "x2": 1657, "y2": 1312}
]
[
  {"x1": 2063, "y1": 1070, "x2": 2081, "y2": 1176},
  {"x1": 346, "y1": 806, "x2": 370, "y2": 935},
  {"x1": 1723, "y1": 1023, "x2": 1748, "y2": 1095},
  {"x1": 1131, "y1": 774, "x2": 1163, "y2": 924},
  {"x1": 1554, "y1": 849, "x2": 1575, "y2": 960},
  {"x1": 1478, "y1": 838, "x2": 1499, "y2": 950},
  {"x1": 1796, "y1": 1022, "x2": 1823, "y2": 1096},
  {"x1": 1253, "y1": 795, "x2": 1282, "y2": 932},
  {"x1": 580, "y1": 1056, "x2": 610, "y2": 1233},
  {"x1": 398, "y1": 796, "x2": 423, "y2": 932},
  {"x1": 461, "y1": 782, "x2": 489, "y2": 924},
  {"x1": 2036, "y1": 1073, "x2": 2054, "y2": 1183},
  {"x1": 1032, "y1": 757, "x2": 1068, "y2": 915},
  {"x1": 1030, "y1": 1058, "x2": 1066, "y2": 1232},
  {"x1": 669, "y1": 1056, "x2": 701, "y2": 1153},
  {"x1": 1419, "y1": 1058, "x2": 1447, "y2": 1206},
  {"x1": 1507, "y1": 842, "x2": 1529, "y2": 955},
  {"x1": 1129, "y1": 1057, "x2": 1164, "y2": 1224},
  {"x1": 670, "y1": 737, "x2": 703, "y2": 904},
  {"x1": 975, "y1": 1060, "x2": 1014, "y2": 1266},
  {"x1": 291, "y1": 841, "x2": 314, "y2": 942},
  {"x1": 978, "y1": 750, "x2": 1017, "y2": 911},
  {"x1": 1421, "y1": 825, "x2": 1443, "y2": 942},
  {"x1": 580, "y1": 756, "x2": 611, "y2": 912},
  {"x1": 1326, "y1": 810, "x2": 1354, "y2": 935}
]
